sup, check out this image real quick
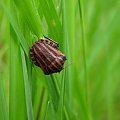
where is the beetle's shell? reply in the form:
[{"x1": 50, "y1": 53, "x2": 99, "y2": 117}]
[{"x1": 30, "y1": 39, "x2": 66, "y2": 75}]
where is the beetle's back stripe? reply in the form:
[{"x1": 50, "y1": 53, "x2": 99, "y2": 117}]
[
  {"x1": 50, "y1": 59, "x2": 62, "y2": 72},
  {"x1": 33, "y1": 45, "x2": 51, "y2": 66},
  {"x1": 33, "y1": 47, "x2": 57, "y2": 73},
  {"x1": 44, "y1": 43, "x2": 64, "y2": 61},
  {"x1": 36, "y1": 43, "x2": 61, "y2": 71},
  {"x1": 37, "y1": 42, "x2": 63, "y2": 68},
  {"x1": 45, "y1": 43, "x2": 66, "y2": 63},
  {"x1": 34, "y1": 47, "x2": 49, "y2": 67},
  {"x1": 36, "y1": 57, "x2": 53, "y2": 75},
  {"x1": 36, "y1": 55, "x2": 54, "y2": 73},
  {"x1": 43, "y1": 43, "x2": 59, "y2": 57},
  {"x1": 35, "y1": 43, "x2": 62, "y2": 71},
  {"x1": 36, "y1": 57, "x2": 45, "y2": 71},
  {"x1": 33, "y1": 45, "x2": 59, "y2": 72}
]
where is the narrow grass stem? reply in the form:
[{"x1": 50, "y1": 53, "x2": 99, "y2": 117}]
[
  {"x1": 50, "y1": 74, "x2": 69, "y2": 120},
  {"x1": 36, "y1": 87, "x2": 45, "y2": 120},
  {"x1": 78, "y1": 0, "x2": 92, "y2": 120}
]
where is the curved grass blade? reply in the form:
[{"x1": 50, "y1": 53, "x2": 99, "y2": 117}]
[
  {"x1": 0, "y1": 72, "x2": 8, "y2": 120},
  {"x1": 20, "y1": 47, "x2": 34, "y2": 120},
  {"x1": 45, "y1": 74, "x2": 69, "y2": 120},
  {"x1": 78, "y1": 0, "x2": 93, "y2": 119},
  {"x1": 45, "y1": 75, "x2": 59, "y2": 111},
  {"x1": 13, "y1": 0, "x2": 42, "y2": 37},
  {"x1": 0, "y1": 0, "x2": 29, "y2": 57},
  {"x1": 57, "y1": 70, "x2": 67, "y2": 120},
  {"x1": 62, "y1": 0, "x2": 76, "y2": 119},
  {"x1": 10, "y1": 26, "x2": 27, "y2": 120},
  {"x1": 38, "y1": 0, "x2": 62, "y2": 45}
]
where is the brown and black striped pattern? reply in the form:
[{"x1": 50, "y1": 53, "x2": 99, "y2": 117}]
[{"x1": 30, "y1": 36, "x2": 67, "y2": 75}]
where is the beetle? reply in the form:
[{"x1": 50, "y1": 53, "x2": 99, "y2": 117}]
[{"x1": 30, "y1": 36, "x2": 67, "y2": 75}]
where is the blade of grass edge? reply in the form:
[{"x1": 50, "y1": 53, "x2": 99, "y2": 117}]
[
  {"x1": 57, "y1": 70, "x2": 68, "y2": 120},
  {"x1": 0, "y1": 0, "x2": 29, "y2": 57},
  {"x1": 105, "y1": 46, "x2": 115, "y2": 120},
  {"x1": 62, "y1": 0, "x2": 75, "y2": 119},
  {"x1": 13, "y1": 0, "x2": 42, "y2": 37},
  {"x1": 20, "y1": 47, "x2": 34, "y2": 120},
  {"x1": 78, "y1": 0, "x2": 92, "y2": 120},
  {"x1": 0, "y1": 72, "x2": 9, "y2": 120},
  {"x1": 51, "y1": 74, "x2": 69, "y2": 120},
  {"x1": 36, "y1": 87, "x2": 45, "y2": 120},
  {"x1": 45, "y1": 75, "x2": 69, "y2": 120}
]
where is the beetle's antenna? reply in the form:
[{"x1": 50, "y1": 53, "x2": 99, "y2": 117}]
[
  {"x1": 43, "y1": 35, "x2": 59, "y2": 47},
  {"x1": 43, "y1": 35, "x2": 51, "y2": 40}
]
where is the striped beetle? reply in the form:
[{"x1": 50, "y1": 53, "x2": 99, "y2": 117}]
[{"x1": 30, "y1": 36, "x2": 67, "y2": 75}]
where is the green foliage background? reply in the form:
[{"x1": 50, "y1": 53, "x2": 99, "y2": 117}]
[{"x1": 0, "y1": 0, "x2": 120, "y2": 120}]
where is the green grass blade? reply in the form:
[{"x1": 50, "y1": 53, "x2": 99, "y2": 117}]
[
  {"x1": 57, "y1": 70, "x2": 66, "y2": 120},
  {"x1": 20, "y1": 47, "x2": 34, "y2": 120},
  {"x1": 38, "y1": 0, "x2": 62, "y2": 45},
  {"x1": 10, "y1": 26, "x2": 27, "y2": 120},
  {"x1": 1, "y1": 0, "x2": 120, "y2": 120},
  {"x1": 45, "y1": 75, "x2": 59, "y2": 111},
  {"x1": 47, "y1": 0, "x2": 62, "y2": 38},
  {"x1": 0, "y1": 0, "x2": 29, "y2": 57},
  {"x1": 13, "y1": 0, "x2": 42, "y2": 37},
  {"x1": 0, "y1": 72, "x2": 8, "y2": 120},
  {"x1": 78, "y1": 0, "x2": 92, "y2": 120},
  {"x1": 36, "y1": 87, "x2": 45, "y2": 120},
  {"x1": 45, "y1": 74, "x2": 69, "y2": 120},
  {"x1": 62, "y1": 0, "x2": 75, "y2": 119},
  {"x1": 85, "y1": 1, "x2": 120, "y2": 75}
]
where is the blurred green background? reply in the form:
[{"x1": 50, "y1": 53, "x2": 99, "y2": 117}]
[{"x1": 0, "y1": 0, "x2": 120, "y2": 120}]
